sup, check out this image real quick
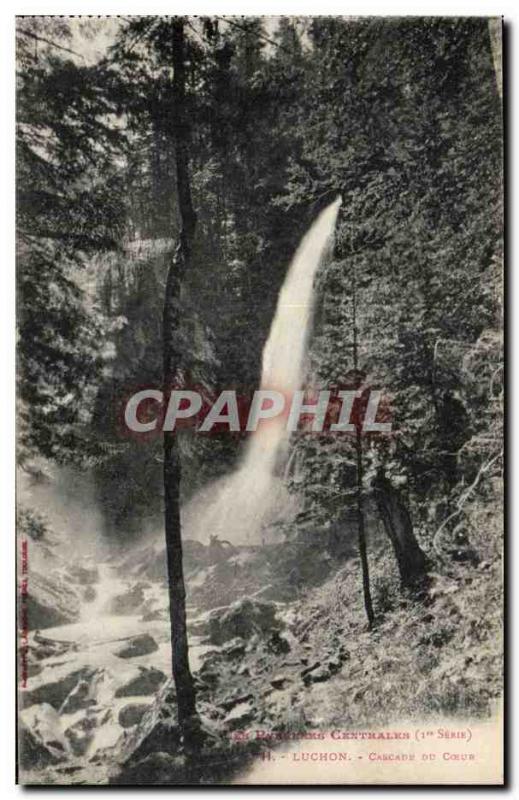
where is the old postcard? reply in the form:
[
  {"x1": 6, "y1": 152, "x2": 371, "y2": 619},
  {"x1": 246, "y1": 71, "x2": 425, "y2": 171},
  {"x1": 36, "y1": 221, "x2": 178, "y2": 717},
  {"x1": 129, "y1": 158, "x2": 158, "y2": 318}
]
[{"x1": 16, "y1": 15, "x2": 504, "y2": 785}]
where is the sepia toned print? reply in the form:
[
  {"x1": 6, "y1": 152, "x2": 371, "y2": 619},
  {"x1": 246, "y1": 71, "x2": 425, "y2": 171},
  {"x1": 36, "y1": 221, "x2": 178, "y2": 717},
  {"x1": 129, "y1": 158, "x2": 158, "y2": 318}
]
[{"x1": 16, "y1": 16, "x2": 503, "y2": 785}]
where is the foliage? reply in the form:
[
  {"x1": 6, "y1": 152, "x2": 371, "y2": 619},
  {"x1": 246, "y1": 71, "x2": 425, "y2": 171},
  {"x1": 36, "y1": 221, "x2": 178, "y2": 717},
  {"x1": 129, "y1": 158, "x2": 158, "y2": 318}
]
[
  {"x1": 16, "y1": 17, "x2": 127, "y2": 464},
  {"x1": 18, "y1": 506, "x2": 50, "y2": 541}
]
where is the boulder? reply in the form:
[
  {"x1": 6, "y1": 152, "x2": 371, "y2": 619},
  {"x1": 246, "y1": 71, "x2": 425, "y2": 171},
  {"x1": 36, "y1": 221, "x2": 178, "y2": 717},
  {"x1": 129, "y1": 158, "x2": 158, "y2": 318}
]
[
  {"x1": 19, "y1": 721, "x2": 65, "y2": 770},
  {"x1": 189, "y1": 610, "x2": 213, "y2": 638},
  {"x1": 60, "y1": 677, "x2": 98, "y2": 714},
  {"x1": 118, "y1": 703, "x2": 152, "y2": 729},
  {"x1": 208, "y1": 599, "x2": 280, "y2": 645},
  {"x1": 64, "y1": 713, "x2": 99, "y2": 757},
  {"x1": 116, "y1": 683, "x2": 181, "y2": 766},
  {"x1": 115, "y1": 634, "x2": 158, "y2": 659},
  {"x1": 114, "y1": 667, "x2": 166, "y2": 698},
  {"x1": 31, "y1": 632, "x2": 77, "y2": 661},
  {"x1": 19, "y1": 704, "x2": 68, "y2": 769},
  {"x1": 25, "y1": 572, "x2": 81, "y2": 629},
  {"x1": 22, "y1": 668, "x2": 95, "y2": 711}
]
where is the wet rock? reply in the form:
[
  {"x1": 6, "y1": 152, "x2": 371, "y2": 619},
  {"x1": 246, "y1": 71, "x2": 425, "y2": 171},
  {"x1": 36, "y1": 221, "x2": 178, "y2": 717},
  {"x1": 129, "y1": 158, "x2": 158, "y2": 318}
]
[
  {"x1": 115, "y1": 667, "x2": 166, "y2": 698},
  {"x1": 22, "y1": 668, "x2": 95, "y2": 711},
  {"x1": 19, "y1": 704, "x2": 68, "y2": 769},
  {"x1": 64, "y1": 713, "x2": 99, "y2": 756},
  {"x1": 19, "y1": 721, "x2": 65, "y2": 770},
  {"x1": 109, "y1": 583, "x2": 147, "y2": 615},
  {"x1": 124, "y1": 714, "x2": 181, "y2": 764},
  {"x1": 189, "y1": 612, "x2": 212, "y2": 637},
  {"x1": 25, "y1": 572, "x2": 81, "y2": 629},
  {"x1": 116, "y1": 634, "x2": 158, "y2": 659},
  {"x1": 60, "y1": 677, "x2": 98, "y2": 714},
  {"x1": 31, "y1": 632, "x2": 77, "y2": 661},
  {"x1": 116, "y1": 682, "x2": 181, "y2": 766},
  {"x1": 208, "y1": 598, "x2": 280, "y2": 645},
  {"x1": 119, "y1": 703, "x2": 152, "y2": 729}
]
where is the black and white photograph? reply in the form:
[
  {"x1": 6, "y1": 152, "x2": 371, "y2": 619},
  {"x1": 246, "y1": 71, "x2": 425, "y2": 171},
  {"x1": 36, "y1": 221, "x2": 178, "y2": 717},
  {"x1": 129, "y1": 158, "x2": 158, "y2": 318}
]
[{"x1": 13, "y1": 13, "x2": 504, "y2": 786}]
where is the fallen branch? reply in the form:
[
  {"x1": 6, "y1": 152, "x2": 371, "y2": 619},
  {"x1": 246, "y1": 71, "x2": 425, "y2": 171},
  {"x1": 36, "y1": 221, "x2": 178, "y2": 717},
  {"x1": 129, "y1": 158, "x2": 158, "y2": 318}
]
[{"x1": 432, "y1": 449, "x2": 503, "y2": 557}]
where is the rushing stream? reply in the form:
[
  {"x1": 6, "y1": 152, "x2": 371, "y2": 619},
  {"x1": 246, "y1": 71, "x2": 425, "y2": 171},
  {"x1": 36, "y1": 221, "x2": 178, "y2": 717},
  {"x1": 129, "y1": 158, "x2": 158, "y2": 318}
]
[{"x1": 24, "y1": 559, "x2": 210, "y2": 760}]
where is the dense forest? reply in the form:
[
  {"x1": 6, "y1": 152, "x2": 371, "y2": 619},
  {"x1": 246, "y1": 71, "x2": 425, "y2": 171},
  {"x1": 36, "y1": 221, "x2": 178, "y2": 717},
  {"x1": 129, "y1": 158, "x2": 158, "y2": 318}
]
[{"x1": 17, "y1": 16, "x2": 503, "y2": 785}]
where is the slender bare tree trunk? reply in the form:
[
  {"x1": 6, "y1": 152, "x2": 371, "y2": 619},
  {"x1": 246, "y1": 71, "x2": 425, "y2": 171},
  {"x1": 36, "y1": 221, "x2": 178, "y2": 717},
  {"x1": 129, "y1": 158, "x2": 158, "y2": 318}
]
[
  {"x1": 163, "y1": 17, "x2": 199, "y2": 743},
  {"x1": 355, "y1": 426, "x2": 375, "y2": 627},
  {"x1": 352, "y1": 260, "x2": 374, "y2": 628}
]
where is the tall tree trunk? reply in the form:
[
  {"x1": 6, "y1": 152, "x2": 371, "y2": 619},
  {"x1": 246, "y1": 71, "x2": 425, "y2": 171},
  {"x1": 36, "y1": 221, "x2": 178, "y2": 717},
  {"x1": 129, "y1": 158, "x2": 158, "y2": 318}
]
[
  {"x1": 355, "y1": 426, "x2": 375, "y2": 627},
  {"x1": 352, "y1": 259, "x2": 374, "y2": 628},
  {"x1": 374, "y1": 471, "x2": 428, "y2": 591},
  {"x1": 163, "y1": 17, "x2": 199, "y2": 743}
]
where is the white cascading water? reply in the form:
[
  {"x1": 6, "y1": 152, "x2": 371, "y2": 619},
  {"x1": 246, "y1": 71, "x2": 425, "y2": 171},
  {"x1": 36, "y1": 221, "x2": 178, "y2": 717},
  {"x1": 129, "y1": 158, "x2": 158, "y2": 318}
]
[{"x1": 185, "y1": 197, "x2": 342, "y2": 545}]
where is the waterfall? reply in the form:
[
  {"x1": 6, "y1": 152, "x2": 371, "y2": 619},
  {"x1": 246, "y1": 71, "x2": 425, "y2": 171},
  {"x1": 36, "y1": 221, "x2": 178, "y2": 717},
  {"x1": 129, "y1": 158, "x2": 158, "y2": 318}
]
[{"x1": 186, "y1": 197, "x2": 342, "y2": 545}]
